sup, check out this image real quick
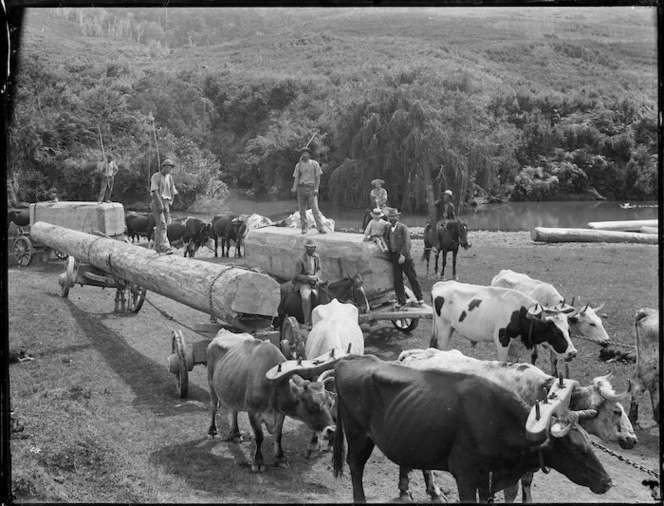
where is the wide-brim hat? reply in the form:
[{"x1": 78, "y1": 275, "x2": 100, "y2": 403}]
[
  {"x1": 386, "y1": 207, "x2": 401, "y2": 218},
  {"x1": 298, "y1": 147, "x2": 312, "y2": 155},
  {"x1": 371, "y1": 178, "x2": 385, "y2": 187},
  {"x1": 444, "y1": 189, "x2": 453, "y2": 197},
  {"x1": 304, "y1": 238, "x2": 316, "y2": 247},
  {"x1": 161, "y1": 158, "x2": 175, "y2": 167},
  {"x1": 371, "y1": 208, "x2": 383, "y2": 217}
]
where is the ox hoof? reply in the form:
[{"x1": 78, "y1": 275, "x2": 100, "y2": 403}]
[
  {"x1": 251, "y1": 463, "x2": 265, "y2": 473},
  {"x1": 395, "y1": 493, "x2": 414, "y2": 503}
]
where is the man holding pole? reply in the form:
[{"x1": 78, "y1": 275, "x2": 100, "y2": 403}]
[
  {"x1": 97, "y1": 154, "x2": 118, "y2": 203},
  {"x1": 150, "y1": 158, "x2": 178, "y2": 255}
]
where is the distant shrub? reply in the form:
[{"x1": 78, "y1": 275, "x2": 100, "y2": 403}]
[{"x1": 511, "y1": 166, "x2": 559, "y2": 201}]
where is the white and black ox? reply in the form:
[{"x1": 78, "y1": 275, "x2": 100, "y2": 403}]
[
  {"x1": 492, "y1": 269, "x2": 609, "y2": 373},
  {"x1": 429, "y1": 281, "x2": 577, "y2": 363},
  {"x1": 629, "y1": 307, "x2": 659, "y2": 428},
  {"x1": 332, "y1": 354, "x2": 612, "y2": 503},
  {"x1": 207, "y1": 330, "x2": 336, "y2": 472},
  {"x1": 399, "y1": 348, "x2": 634, "y2": 502}
]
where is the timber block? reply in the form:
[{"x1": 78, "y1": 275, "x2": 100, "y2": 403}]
[
  {"x1": 244, "y1": 226, "x2": 395, "y2": 298},
  {"x1": 30, "y1": 201, "x2": 125, "y2": 238}
]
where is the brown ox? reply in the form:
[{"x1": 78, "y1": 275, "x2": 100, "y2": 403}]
[{"x1": 207, "y1": 330, "x2": 336, "y2": 472}]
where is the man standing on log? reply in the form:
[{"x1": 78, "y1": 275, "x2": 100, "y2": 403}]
[
  {"x1": 150, "y1": 159, "x2": 178, "y2": 255},
  {"x1": 97, "y1": 154, "x2": 118, "y2": 203},
  {"x1": 384, "y1": 208, "x2": 424, "y2": 308},
  {"x1": 291, "y1": 147, "x2": 327, "y2": 235},
  {"x1": 292, "y1": 238, "x2": 323, "y2": 329}
]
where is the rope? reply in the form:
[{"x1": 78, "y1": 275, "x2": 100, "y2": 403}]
[
  {"x1": 573, "y1": 333, "x2": 636, "y2": 350},
  {"x1": 590, "y1": 440, "x2": 659, "y2": 478}
]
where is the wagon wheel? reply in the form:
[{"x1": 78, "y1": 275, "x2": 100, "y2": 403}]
[
  {"x1": 60, "y1": 256, "x2": 78, "y2": 298},
  {"x1": 172, "y1": 330, "x2": 189, "y2": 398},
  {"x1": 13, "y1": 236, "x2": 33, "y2": 267},
  {"x1": 126, "y1": 284, "x2": 147, "y2": 313},
  {"x1": 280, "y1": 316, "x2": 301, "y2": 352},
  {"x1": 391, "y1": 317, "x2": 419, "y2": 333}
]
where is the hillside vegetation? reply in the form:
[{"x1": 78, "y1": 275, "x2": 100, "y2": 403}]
[{"x1": 7, "y1": 7, "x2": 658, "y2": 212}]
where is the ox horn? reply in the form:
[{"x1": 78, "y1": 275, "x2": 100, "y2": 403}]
[
  {"x1": 317, "y1": 369, "x2": 335, "y2": 387},
  {"x1": 592, "y1": 302, "x2": 605, "y2": 313},
  {"x1": 597, "y1": 379, "x2": 631, "y2": 403},
  {"x1": 570, "y1": 296, "x2": 576, "y2": 307},
  {"x1": 580, "y1": 302, "x2": 590, "y2": 315}
]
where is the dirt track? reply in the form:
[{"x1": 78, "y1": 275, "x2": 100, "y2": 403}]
[{"x1": 8, "y1": 233, "x2": 660, "y2": 503}]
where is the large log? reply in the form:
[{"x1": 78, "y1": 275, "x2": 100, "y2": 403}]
[
  {"x1": 586, "y1": 219, "x2": 658, "y2": 232},
  {"x1": 29, "y1": 201, "x2": 125, "y2": 238},
  {"x1": 244, "y1": 227, "x2": 394, "y2": 298},
  {"x1": 30, "y1": 222, "x2": 280, "y2": 323},
  {"x1": 531, "y1": 227, "x2": 658, "y2": 245}
]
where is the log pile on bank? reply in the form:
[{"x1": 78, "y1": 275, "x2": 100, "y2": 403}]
[{"x1": 531, "y1": 219, "x2": 658, "y2": 245}]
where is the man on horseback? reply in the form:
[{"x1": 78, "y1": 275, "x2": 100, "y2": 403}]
[
  {"x1": 292, "y1": 238, "x2": 324, "y2": 329},
  {"x1": 435, "y1": 189, "x2": 456, "y2": 233}
]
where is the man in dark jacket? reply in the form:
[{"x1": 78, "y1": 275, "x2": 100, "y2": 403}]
[
  {"x1": 292, "y1": 238, "x2": 323, "y2": 328},
  {"x1": 384, "y1": 208, "x2": 424, "y2": 308}
]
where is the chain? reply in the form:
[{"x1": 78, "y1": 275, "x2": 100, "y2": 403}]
[
  {"x1": 573, "y1": 333, "x2": 636, "y2": 350},
  {"x1": 591, "y1": 440, "x2": 659, "y2": 478},
  {"x1": 143, "y1": 297, "x2": 212, "y2": 340}
]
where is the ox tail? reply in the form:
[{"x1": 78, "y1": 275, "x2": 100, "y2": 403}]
[{"x1": 332, "y1": 398, "x2": 346, "y2": 478}]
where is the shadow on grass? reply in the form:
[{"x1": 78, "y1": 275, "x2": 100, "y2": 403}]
[
  {"x1": 61, "y1": 297, "x2": 210, "y2": 417},
  {"x1": 149, "y1": 432, "x2": 334, "y2": 499}
]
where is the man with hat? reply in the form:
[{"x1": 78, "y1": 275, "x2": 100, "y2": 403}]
[
  {"x1": 291, "y1": 146, "x2": 327, "y2": 235},
  {"x1": 383, "y1": 208, "x2": 424, "y2": 308},
  {"x1": 150, "y1": 158, "x2": 178, "y2": 255},
  {"x1": 434, "y1": 189, "x2": 456, "y2": 248},
  {"x1": 97, "y1": 154, "x2": 119, "y2": 203},
  {"x1": 370, "y1": 178, "x2": 388, "y2": 216},
  {"x1": 292, "y1": 238, "x2": 324, "y2": 328}
]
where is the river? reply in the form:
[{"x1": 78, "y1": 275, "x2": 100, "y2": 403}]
[{"x1": 199, "y1": 193, "x2": 659, "y2": 232}]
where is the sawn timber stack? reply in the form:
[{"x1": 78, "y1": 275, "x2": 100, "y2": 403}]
[
  {"x1": 30, "y1": 222, "x2": 280, "y2": 325},
  {"x1": 243, "y1": 226, "x2": 394, "y2": 297}
]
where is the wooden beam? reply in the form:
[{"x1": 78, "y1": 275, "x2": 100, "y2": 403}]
[
  {"x1": 30, "y1": 222, "x2": 280, "y2": 321},
  {"x1": 531, "y1": 227, "x2": 658, "y2": 245}
]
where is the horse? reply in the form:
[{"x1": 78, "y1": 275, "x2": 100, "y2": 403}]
[
  {"x1": 422, "y1": 220, "x2": 470, "y2": 280},
  {"x1": 273, "y1": 274, "x2": 369, "y2": 334}
]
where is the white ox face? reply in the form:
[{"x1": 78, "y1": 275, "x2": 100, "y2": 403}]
[
  {"x1": 568, "y1": 303, "x2": 610, "y2": 345},
  {"x1": 536, "y1": 305, "x2": 577, "y2": 361}
]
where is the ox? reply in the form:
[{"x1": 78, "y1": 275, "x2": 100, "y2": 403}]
[
  {"x1": 332, "y1": 354, "x2": 612, "y2": 503},
  {"x1": 492, "y1": 269, "x2": 609, "y2": 374},
  {"x1": 295, "y1": 299, "x2": 365, "y2": 456},
  {"x1": 211, "y1": 214, "x2": 247, "y2": 258},
  {"x1": 207, "y1": 330, "x2": 336, "y2": 472},
  {"x1": 125, "y1": 212, "x2": 155, "y2": 242},
  {"x1": 399, "y1": 348, "x2": 634, "y2": 502},
  {"x1": 429, "y1": 281, "x2": 576, "y2": 363},
  {"x1": 629, "y1": 307, "x2": 660, "y2": 427},
  {"x1": 167, "y1": 217, "x2": 213, "y2": 258}
]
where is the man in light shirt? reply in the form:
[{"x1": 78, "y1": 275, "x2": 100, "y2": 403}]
[
  {"x1": 97, "y1": 154, "x2": 119, "y2": 203},
  {"x1": 291, "y1": 147, "x2": 327, "y2": 235},
  {"x1": 150, "y1": 158, "x2": 178, "y2": 255}
]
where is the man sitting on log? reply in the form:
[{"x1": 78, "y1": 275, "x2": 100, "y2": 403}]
[{"x1": 293, "y1": 238, "x2": 324, "y2": 329}]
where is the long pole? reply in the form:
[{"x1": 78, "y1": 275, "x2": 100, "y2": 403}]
[
  {"x1": 151, "y1": 115, "x2": 161, "y2": 168},
  {"x1": 305, "y1": 129, "x2": 319, "y2": 149},
  {"x1": 97, "y1": 124, "x2": 106, "y2": 159}
]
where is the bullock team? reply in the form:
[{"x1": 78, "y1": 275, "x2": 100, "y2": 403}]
[
  {"x1": 202, "y1": 270, "x2": 656, "y2": 503},
  {"x1": 117, "y1": 210, "x2": 657, "y2": 502}
]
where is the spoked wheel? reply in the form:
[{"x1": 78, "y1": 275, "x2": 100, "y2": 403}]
[
  {"x1": 13, "y1": 236, "x2": 33, "y2": 267},
  {"x1": 391, "y1": 317, "x2": 419, "y2": 333},
  {"x1": 172, "y1": 330, "x2": 189, "y2": 398},
  {"x1": 280, "y1": 316, "x2": 301, "y2": 355},
  {"x1": 60, "y1": 256, "x2": 78, "y2": 298},
  {"x1": 126, "y1": 284, "x2": 147, "y2": 313}
]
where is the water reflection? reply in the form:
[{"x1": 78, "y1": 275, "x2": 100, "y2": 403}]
[{"x1": 186, "y1": 192, "x2": 659, "y2": 232}]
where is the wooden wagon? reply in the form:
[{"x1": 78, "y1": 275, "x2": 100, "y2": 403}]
[
  {"x1": 243, "y1": 226, "x2": 434, "y2": 334},
  {"x1": 11, "y1": 202, "x2": 124, "y2": 267}
]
